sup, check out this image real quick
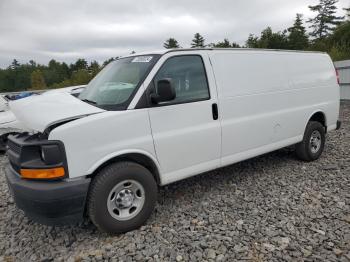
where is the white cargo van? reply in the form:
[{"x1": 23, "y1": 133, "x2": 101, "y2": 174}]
[{"x1": 5, "y1": 49, "x2": 341, "y2": 233}]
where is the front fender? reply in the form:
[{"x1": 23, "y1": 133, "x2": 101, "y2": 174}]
[{"x1": 87, "y1": 149, "x2": 162, "y2": 179}]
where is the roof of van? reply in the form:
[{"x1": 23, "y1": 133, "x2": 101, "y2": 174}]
[{"x1": 130, "y1": 48, "x2": 325, "y2": 56}]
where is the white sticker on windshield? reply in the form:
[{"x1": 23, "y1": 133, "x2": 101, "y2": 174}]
[{"x1": 132, "y1": 56, "x2": 153, "y2": 63}]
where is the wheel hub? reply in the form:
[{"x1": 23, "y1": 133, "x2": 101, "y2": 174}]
[
  {"x1": 116, "y1": 189, "x2": 134, "y2": 208},
  {"x1": 310, "y1": 130, "x2": 322, "y2": 154},
  {"x1": 107, "y1": 180, "x2": 145, "y2": 221}
]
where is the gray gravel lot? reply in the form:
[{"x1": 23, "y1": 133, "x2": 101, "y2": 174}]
[{"x1": 0, "y1": 102, "x2": 349, "y2": 262}]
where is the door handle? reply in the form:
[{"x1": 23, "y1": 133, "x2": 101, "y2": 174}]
[{"x1": 212, "y1": 103, "x2": 219, "y2": 120}]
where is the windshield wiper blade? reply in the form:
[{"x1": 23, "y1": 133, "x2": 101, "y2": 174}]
[{"x1": 81, "y1": 98, "x2": 97, "y2": 105}]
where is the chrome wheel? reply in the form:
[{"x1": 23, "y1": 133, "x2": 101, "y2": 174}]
[
  {"x1": 107, "y1": 180, "x2": 145, "y2": 221},
  {"x1": 309, "y1": 130, "x2": 322, "y2": 154}
]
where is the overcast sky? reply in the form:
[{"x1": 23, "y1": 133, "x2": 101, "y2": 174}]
[{"x1": 0, "y1": 0, "x2": 348, "y2": 68}]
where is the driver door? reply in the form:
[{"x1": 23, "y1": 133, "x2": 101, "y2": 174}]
[{"x1": 147, "y1": 54, "x2": 221, "y2": 184}]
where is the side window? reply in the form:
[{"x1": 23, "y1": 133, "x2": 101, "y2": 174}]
[{"x1": 153, "y1": 55, "x2": 210, "y2": 104}]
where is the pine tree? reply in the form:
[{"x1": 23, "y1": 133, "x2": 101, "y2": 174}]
[
  {"x1": 213, "y1": 39, "x2": 231, "y2": 48},
  {"x1": 211, "y1": 39, "x2": 240, "y2": 48},
  {"x1": 288, "y1": 14, "x2": 309, "y2": 50},
  {"x1": 71, "y1": 70, "x2": 91, "y2": 85},
  {"x1": 10, "y1": 59, "x2": 20, "y2": 70},
  {"x1": 260, "y1": 27, "x2": 289, "y2": 49},
  {"x1": 191, "y1": 33, "x2": 205, "y2": 48},
  {"x1": 308, "y1": 0, "x2": 344, "y2": 39},
  {"x1": 245, "y1": 28, "x2": 288, "y2": 49},
  {"x1": 71, "y1": 58, "x2": 88, "y2": 71},
  {"x1": 89, "y1": 61, "x2": 100, "y2": 77},
  {"x1": 30, "y1": 69, "x2": 47, "y2": 90},
  {"x1": 345, "y1": 7, "x2": 350, "y2": 19},
  {"x1": 246, "y1": 34, "x2": 259, "y2": 48},
  {"x1": 328, "y1": 8, "x2": 350, "y2": 60},
  {"x1": 163, "y1": 38, "x2": 180, "y2": 49},
  {"x1": 29, "y1": 60, "x2": 36, "y2": 67},
  {"x1": 102, "y1": 57, "x2": 116, "y2": 67}
]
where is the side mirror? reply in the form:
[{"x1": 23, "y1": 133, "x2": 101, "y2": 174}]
[{"x1": 150, "y1": 78, "x2": 176, "y2": 104}]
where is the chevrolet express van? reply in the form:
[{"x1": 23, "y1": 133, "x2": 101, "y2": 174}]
[{"x1": 5, "y1": 49, "x2": 341, "y2": 233}]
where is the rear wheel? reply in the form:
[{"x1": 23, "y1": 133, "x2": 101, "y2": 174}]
[
  {"x1": 295, "y1": 121, "x2": 325, "y2": 162},
  {"x1": 87, "y1": 161, "x2": 157, "y2": 233}
]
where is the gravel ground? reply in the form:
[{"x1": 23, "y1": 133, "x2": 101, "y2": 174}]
[{"x1": 0, "y1": 102, "x2": 349, "y2": 262}]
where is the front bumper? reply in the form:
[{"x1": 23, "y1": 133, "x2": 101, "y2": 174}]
[{"x1": 5, "y1": 164, "x2": 91, "y2": 225}]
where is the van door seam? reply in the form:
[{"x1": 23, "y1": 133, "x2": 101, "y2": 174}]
[
  {"x1": 208, "y1": 53, "x2": 223, "y2": 167},
  {"x1": 146, "y1": 107, "x2": 162, "y2": 182}
]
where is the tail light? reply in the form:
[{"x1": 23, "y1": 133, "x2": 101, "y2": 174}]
[{"x1": 335, "y1": 68, "x2": 340, "y2": 85}]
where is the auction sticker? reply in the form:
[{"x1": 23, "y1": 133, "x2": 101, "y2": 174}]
[{"x1": 132, "y1": 56, "x2": 153, "y2": 63}]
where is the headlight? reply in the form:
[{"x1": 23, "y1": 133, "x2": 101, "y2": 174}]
[
  {"x1": 40, "y1": 144, "x2": 63, "y2": 165},
  {"x1": 7, "y1": 133, "x2": 68, "y2": 180},
  {"x1": 40, "y1": 148, "x2": 46, "y2": 162},
  {"x1": 20, "y1": 144, "x2": 66, "y2": 179}
]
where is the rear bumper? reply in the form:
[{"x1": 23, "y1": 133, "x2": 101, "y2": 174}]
[
  {"x1": 5, "y1": 164, "x2": 90, "y2": 225},
  {"x1": 336, "y1": 120, "x2": 342, "y2": 130}
]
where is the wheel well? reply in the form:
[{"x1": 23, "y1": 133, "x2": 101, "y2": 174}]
[
  {"x1": 309, "y1": 112, "x2": 327, "y2": 131},
  {"x1": 90, "y1": 153, "x2": 161, "y2": 185}
]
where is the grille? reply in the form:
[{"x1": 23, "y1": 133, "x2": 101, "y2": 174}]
[{"x1": 7, "y1": 139, "x2": 21, "y2": 155}]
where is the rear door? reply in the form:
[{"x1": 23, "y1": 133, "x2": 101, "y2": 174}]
[
  {"x1": 147, "y1": 53, "x2": 221, "y2": 185},
  {"x1": 209, "y1": 51, "x2": 291, "y2": 166}
]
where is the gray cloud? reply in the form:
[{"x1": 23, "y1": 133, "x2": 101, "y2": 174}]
[{"x1": 0, "y1": 0, "x2": 348, "y2": 67}]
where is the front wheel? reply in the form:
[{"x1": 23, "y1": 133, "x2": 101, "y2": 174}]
[
  {"x1": 295, "y1": 121, "x2": 325, "y2": 162},
  {"x1": 87, "y1": 161, "x2": 157, "y2": 233}
]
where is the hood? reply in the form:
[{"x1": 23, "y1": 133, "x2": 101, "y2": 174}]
[
  {"x1": 0, "y1": 110, "x2": 17, "y2": 125},
  {"x1": 42, "y1": 85, "x2": 86, "y2": 96},
  {"x1": 10, "y1": 92, "x2": 105, "y2": 132}
]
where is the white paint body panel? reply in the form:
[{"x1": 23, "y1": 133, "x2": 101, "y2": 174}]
[
  {"x1": 209, "y1": 51, "x2": 339, "y2": 167},
  {"x1": 0, "y1": 111, "x2": 27, "y2": 136},
  {"x1": 49, "y1": 109, "x2": 158, "y2": 179},
  {"x1": 1, "y1": 85, "x2": 87, "y2": 134},
  {"x1": 10, "y1": 49, "x2": 340, "y2": 186},
  {"x1": 145, "y1": 51, "x2": 221, "y2": 185},
  {"x1": 10, "y1": 92, "x2": 104, "y2": 132},
  {"x1": 0, "y1": 110, "x2": 18, "y2": 125},
  {"x1": 42, "y1": 85, "x2": 86, "y2": 95}
]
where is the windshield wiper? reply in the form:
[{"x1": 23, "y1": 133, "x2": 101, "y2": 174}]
[{"x1": 81, "y1": 98, "x2": 97, "y2": 105}]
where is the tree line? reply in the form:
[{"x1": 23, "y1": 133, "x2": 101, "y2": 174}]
[
  {"x1": 0, "y1": 58, "x2": 115, "y2": 92},
  {"x1": 165, "y1": 0, "x2": 349, "y2": 60},
  {"x1": 0, "y1": 0, "x2": 349, "y2": 92}
]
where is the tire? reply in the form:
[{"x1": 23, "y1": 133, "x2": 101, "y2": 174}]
[
  {"x1": 295, "y1": 121, "x2": 325, "y2": 162},
  {"x1": 87, "y1": 161, "x2": 157, "y2": 234}
]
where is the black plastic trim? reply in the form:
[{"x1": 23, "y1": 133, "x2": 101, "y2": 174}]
[
  {"x1": 336, "y1": 120, "x2": 342, "y2": 130},
  {"x1": 212, "y1": 103, "x2": 219, "y2": 120},
  {"x1": 7, "y1": 133, "x2": 69, "y2": 180},
  {"x1": 5, "y1": 165, "x2": 90, "y2": 225},
  {"x1": 135, "y1": 92, "x2": 149, "y2": 109}
]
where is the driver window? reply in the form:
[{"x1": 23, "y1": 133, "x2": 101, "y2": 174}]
[{"x1": 153, "y1": 55, "x2": 210, "y2": 104}]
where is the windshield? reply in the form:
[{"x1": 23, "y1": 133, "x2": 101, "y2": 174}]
[{"x1": 79, "y1": 55, "x2": 159, "y2": 110}]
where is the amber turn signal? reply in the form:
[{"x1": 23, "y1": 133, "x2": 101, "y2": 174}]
[{"x1": 20, "y1": 167, "x2": 65, "y2": 179}]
